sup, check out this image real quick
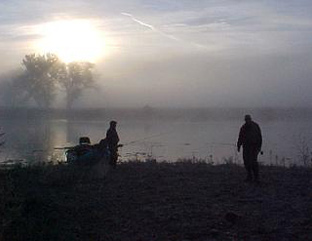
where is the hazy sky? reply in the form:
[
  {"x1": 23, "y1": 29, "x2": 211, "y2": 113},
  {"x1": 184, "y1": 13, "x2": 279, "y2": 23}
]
[{"x1": 1, "y1": 0, "x2": 312, "y2": 108}]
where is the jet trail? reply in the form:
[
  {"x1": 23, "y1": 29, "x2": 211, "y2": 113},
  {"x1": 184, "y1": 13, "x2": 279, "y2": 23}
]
[
  {"x1": 121, "y1": 12, "x2": 210, "y2": 50},
  {"x1": 121, "y1": 12, "x2": 182, "y2": 42},
  {"x1": 121, "y1": 12, "x2": 156, "y2": 31}
]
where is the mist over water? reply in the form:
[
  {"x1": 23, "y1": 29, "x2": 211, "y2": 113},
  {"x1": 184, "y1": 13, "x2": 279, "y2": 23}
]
[{"x1": 0, "y1": 107, "x2": 311, "y2": 166}]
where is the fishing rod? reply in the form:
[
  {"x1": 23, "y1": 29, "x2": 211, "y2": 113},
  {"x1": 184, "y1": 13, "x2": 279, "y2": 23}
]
[
  {"x1": 54, "y1": 146, "x2": 74, "y2": 150},
  {"x1": 0, "y1": 132, "x2": 5, "y2": 146},
  {"x1": 208, "y1": 142, "x2": 236, "y2": 147},
  {"x1": 191, "y1": 142, "x2": 236, "y2": 152},
  {"x1": 122, "y1": 130, "x2": 175, "y2": 146}
]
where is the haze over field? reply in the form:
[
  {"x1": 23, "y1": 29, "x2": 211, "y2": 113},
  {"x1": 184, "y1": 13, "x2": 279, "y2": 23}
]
[{"x1": 1, "y1": 0, "x2": 312, "y2": 108}]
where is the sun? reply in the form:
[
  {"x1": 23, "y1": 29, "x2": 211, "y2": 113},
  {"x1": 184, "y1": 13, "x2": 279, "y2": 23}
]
[{"x1": 35, "y1": 19, "x2": 106, "y2": 63}]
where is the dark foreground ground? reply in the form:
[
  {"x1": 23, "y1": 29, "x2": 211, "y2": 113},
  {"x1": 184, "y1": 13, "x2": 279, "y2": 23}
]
[{"x1": 1, "y1": 162, "x2": 311, "y2": 241}]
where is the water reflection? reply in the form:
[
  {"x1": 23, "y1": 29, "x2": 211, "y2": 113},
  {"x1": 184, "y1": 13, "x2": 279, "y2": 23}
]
[
  {"x1": 0, "y1": 119, "x2": 82, "y2": 164},
  {"x1": 0, "y1": 118, "x2": 311, "y2": 166}
]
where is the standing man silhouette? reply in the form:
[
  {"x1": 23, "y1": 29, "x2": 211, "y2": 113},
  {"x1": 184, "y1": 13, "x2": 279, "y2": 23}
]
[
  {"x1": 237, "y1": 115, "x2": 262, "y2": 182},
  {"x1": 106, "y1": 120, "x2": 120, "y2": 168}
]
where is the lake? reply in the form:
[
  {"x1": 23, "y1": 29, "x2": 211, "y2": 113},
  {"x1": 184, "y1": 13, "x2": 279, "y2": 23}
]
[{"x1": 0, "y1": 116, "x2": 312, "y2": 166}]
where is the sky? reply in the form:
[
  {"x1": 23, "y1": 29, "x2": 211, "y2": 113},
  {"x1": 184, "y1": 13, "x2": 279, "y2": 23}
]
[{"x1": 1, "y1": 0, "x2": 312, "y2": 108}]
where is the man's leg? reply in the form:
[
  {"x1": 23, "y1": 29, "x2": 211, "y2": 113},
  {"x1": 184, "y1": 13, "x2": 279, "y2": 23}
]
[
  {"x1": 243, "y1": 148, "x2": 253, "y2": 182},
  {"x1": 109, "y1": 150, "x2": 118, "y2": 168},
  {"x1": 112, "y1": 152, "x2": 118, "y2": 168},
  {"x1": 251, "y1": 147, "x2": 260, "y2": 182}
]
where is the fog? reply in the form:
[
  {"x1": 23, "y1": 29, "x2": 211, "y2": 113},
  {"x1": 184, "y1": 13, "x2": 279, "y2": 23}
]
[
  {"x1": 96, "y1": 51, "x2": 312, "y2": 108},
  {"x1": 1, "y1": 0, "x2": 312, "y2": 109}
]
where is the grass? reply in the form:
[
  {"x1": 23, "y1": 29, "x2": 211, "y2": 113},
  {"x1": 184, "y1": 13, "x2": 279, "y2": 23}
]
[{"x1": 1, "y1": 161, "x2": 312, "y2": 241}]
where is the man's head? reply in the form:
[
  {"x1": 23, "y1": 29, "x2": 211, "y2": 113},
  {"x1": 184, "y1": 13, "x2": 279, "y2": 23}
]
[
  {"x1": 244, "y1": 114, "x2": 252, "y2": 123},
  {"x1": 110, "y1": 120, "x2": 117, "y2": 128}
]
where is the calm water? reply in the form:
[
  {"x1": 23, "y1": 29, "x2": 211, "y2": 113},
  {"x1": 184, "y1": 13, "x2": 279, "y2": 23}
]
[{"x1": 0, "y1": 118, "x2": 312, "y2": 165}]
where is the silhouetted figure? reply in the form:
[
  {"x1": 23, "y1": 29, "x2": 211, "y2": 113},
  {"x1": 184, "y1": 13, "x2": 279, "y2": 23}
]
[
  {"x1": 237, "y1": 115, "x2": 262, "y2": 182},
  {"x1": 92, "y1": 138, "x2": 110, "y2": 158},
  {"x1": 106, "y1": 120, "x2": 120, "y2": 168}
]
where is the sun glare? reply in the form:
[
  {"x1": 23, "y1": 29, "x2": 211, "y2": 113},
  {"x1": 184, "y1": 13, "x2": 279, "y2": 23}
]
[{"x1": 35, "y1": 19, "x2": 106, "y2": 63}]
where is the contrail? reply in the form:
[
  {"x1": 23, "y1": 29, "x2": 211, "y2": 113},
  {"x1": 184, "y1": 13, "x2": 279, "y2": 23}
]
[
  {"x1": 121, "y1": 12, "x2": 210, "y2": 50},
  {"x1": 121, "y1": 12, "x2": 156, "y2": 31},
  {"x1": 121, "y1": 12, "x2": 188, "y2": 43}
]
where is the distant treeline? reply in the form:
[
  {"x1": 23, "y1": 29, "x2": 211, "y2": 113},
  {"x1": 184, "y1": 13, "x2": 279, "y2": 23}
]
[{"x1": 0, "y1": 106, "x2": 312, "y2": 121}]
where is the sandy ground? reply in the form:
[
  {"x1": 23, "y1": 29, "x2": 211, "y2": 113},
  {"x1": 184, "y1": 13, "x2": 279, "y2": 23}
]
[{"x1": 1, "y1": 162, "x2": 312, "y2": 241}]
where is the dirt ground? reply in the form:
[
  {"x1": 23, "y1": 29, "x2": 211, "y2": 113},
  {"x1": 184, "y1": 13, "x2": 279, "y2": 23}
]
[{"x1": 1, "y1": 162, "x2": 312, "y2": 241}]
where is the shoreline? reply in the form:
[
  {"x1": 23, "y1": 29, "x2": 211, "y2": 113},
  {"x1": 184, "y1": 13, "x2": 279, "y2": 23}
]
[
  {"x1": 1, "y1": 106, "x2": 312, "y2": 122},
  {"x1": 1, "y1": 162, "x2": 312, "y2": 240}
]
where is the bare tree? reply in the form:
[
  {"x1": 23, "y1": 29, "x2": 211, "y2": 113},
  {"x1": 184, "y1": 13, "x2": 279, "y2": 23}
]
[
  {"x1": 58, "y1": 62, "x2": 94, "y2": 109},
  {"x1": 0, "y1": 69, "x2": 27, "y2": 107},
  {"x1": 21, "y1": 53, "x2": 64, "y2": 108},
  {"x1": 1, "y1": 54, "x2": 95, "y2": 109}
]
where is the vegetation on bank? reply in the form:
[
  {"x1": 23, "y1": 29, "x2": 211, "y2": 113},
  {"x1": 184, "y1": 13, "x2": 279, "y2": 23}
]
[{"x1": 1, "y1": 161, "x2": 311, "y2": 241}]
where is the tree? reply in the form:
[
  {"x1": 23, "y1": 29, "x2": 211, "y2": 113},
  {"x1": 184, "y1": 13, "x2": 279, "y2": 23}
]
[
  {"x1": 0, "y1": 69, "x2": 27, "y2": 107},
  {"x1": 1, "y1": 53, "x2": 95, "y2": 109},
  {"x1": 21, "y1": 53, "x2": 64, "y2": 108},
  {"x1": 58, "y1": 62, "x2": 94, "y2": 109}
]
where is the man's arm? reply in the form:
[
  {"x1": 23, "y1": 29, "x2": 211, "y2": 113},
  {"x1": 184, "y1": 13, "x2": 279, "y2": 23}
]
[{"x1": 257, "y1": 124, "x2": 262, "y2": 151}]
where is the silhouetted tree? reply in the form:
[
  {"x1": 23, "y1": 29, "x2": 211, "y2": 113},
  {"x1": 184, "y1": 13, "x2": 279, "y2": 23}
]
[
  {"x1": 0, "y1": 70, "x2": 27, "y2": 107},
  {"x1": 0, "y1": 54, "x2": 95, "y2": 109},
  {"x1": 21, "y1": 53, "x2": 64, "y2": 108},
  {"x1": 58, "y1": 62, "x2": 94, "y2": 109}
]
